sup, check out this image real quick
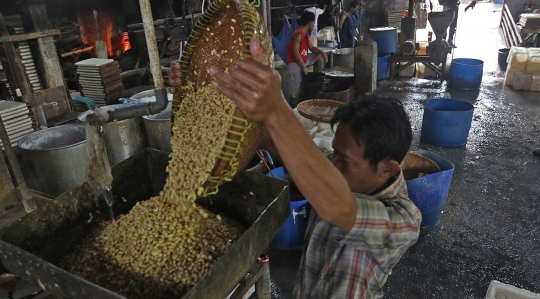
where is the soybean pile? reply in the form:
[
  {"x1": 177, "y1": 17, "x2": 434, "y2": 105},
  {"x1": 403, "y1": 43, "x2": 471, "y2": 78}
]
[{"x1": 60, "y1": 84, "x2": 247, "y2": 298}]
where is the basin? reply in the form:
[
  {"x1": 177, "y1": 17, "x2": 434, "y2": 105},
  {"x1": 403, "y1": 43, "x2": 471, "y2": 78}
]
[
  {"x1": 332, "y1": 48, "x2": 354, "y2": 68},
  {"x1": 0, "y1": 148, "x2": 289, "y2": 299},
  {"x1": 142, "y1": 102, "x2": 172, "y2": 152},
  {"x1": 78, "y1": 104, "x2": 147, "y2": 166},
  {"x1": 18, "y1": 124, "x2": 86, "y2": 197}
]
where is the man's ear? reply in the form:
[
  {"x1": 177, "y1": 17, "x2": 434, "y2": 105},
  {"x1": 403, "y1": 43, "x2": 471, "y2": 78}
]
[{"x1": 378, "y1": 159, "x2": 400, "y2": 179}]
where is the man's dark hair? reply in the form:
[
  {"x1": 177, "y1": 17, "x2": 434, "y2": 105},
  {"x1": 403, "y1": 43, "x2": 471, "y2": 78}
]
[
  {"x1": 300, "y1": 10, "x2": 316, "y2": 26},
  {"x1": 349, "y1": 1, "x2": 360, "y2": 9},
  {"x1": 330, "y1": 95, "x2": 412, "y2": 168}
]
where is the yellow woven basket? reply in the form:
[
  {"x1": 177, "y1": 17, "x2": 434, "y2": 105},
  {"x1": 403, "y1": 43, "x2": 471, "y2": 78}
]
[
  {"x1": 297, "y1": 99, "x2": 344, "y2": 123},
  {"x1": 172, "y1": 0, "x2": 274, "y2": 195},
  {"x1": 400, "y1": 152, "x2": 441, "y2": 180}
]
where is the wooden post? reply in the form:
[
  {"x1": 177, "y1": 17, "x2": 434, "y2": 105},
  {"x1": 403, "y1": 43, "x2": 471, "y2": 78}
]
[
  {"x1": 0, "y1": 11, "x2": 32, "y2": 97},
  {"x1": 354, "y1": 40, "x2": 377, "y2": 96},
  {"x1": 25, "y1": 0, "x2": 66, "y2": 90}
]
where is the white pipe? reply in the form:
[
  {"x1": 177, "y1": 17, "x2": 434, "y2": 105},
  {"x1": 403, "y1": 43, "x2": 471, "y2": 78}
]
[
  {"x1": 138, "y1": 0, "x2": 164, "y2": 89},
  {"x1": 262, "y1": 0, "x2": 268, "y2": 27}
]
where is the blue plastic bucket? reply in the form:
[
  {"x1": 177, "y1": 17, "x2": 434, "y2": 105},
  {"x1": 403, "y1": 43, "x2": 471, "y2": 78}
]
[
  {"x1": 494, "y1": 0, "x2": 503, "y2": 4},
  {"x1": 268, "y1": 167, "x2": 312, "y2": 250},
  {"x1": 377, "y1": 54, "x2": 391, "y2": 80},
  {"x1": 405, "y1": 150, "x2": 454, "y2": 230},
  {"x1": 447, "y1": 58, "x2": 484, "y2": 90},
  {"x1": 370, "y1": 27, "x2": 398, "y2": 56},
  {"x1": 421, "y1": 98, "x2": 474, "y2": 147}
]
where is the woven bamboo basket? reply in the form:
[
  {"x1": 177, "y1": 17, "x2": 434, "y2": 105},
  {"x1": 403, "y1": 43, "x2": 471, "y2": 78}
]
[
  {"x1": 400, "y1": 152, "x2": 441, "y2": 180},
  {"x1": 297, "y1": 99, "x2": 344, "y2": 123},
  {"x1": 172, "y1": 0, "x2": 274, "y2": 195}
]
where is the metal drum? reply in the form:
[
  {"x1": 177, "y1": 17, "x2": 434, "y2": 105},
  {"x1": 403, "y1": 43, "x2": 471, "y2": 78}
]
[
  {"x1": 78, "y1": 104, "x2": 146, "y2": 166},
  {"x1": 18, "y1": 124, "x2": 86, "y2": 196},
  {"x1": 332, "y1": 48, "x2": 354, "y2": 68},
  {"x1": 142, "y1": 102, "x2": 172, "y2": 152}
]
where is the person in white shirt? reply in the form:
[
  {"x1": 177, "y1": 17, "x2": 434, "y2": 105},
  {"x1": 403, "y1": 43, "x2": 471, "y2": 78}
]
[{"x1": 304, "y1": 5, "x2": 327, "y2": 47}]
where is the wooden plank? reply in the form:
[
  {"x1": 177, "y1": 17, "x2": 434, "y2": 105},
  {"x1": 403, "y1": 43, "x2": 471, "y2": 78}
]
[
  {"x1": 0, "y1": 29, "x2": 60, "y2": 43},
  {"x1": 22, "y1": 86, "x2": 71, "y2": 120},
  {"x1": 26, "y1": 1, "x2": 65, "y2": 91},
  {"x1": 0, "y1": 12, "x2": 31, "y2": 97}
]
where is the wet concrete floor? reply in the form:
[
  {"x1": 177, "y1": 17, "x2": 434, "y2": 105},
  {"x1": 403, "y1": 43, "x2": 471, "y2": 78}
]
[{"x1": 267, "y1": 2, "x2": 540, "y2": 298}]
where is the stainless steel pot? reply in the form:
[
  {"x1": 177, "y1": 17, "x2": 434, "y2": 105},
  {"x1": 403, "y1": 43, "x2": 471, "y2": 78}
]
[
  {"x1": 18, "y1": 124, "x2": 86, "y2": 196},
  {"x1": 142, "y1": 102, "x2": 172, "y2": 153},
  {"x1": 78, "y1": 104, "x2": 146, "y2": 166},
  {"x1": 332, "y1": 48, "x2": 354, "y2": 68}
]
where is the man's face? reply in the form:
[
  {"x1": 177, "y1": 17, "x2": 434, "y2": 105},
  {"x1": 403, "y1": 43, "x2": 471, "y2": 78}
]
[
  {"x1": 330, "y1": 124, "x2": 387, "y2": 195},
  {"x1": 308, "y1": 20, "x2": 315, "y2": 31}
]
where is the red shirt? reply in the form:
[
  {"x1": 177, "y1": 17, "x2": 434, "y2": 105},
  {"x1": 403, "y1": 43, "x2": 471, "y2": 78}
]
[{"x1": 287, "y1": 28, "x2": 310, "y2": 63}]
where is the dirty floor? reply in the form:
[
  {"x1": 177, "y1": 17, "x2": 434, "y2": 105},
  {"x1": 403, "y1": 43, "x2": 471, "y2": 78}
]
[{"x1": 268, "y1": 2, "x2": 540, "y2": 299}]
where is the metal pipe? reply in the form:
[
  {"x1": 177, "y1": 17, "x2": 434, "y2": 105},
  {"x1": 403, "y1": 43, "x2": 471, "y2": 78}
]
[
  {"x1": 139, "y1": 0, "x2": 164, "y2": 89},
  {"x1": 262, "y1": 0, "x2": 268, "y2": 28},
  {"x1": 92, "y1": 0, "x2": 168, "y2": 125}
]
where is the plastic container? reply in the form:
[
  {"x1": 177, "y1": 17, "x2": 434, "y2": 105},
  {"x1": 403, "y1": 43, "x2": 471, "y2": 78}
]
[
  {"x1": 370, "y1": 27, "x2": 398, "y2": 56},
  {"x1": 494, "y1": 0, "x2": 503, "y2": 4},
  {"x1": 526, "y1": 55, "x2": 540, "y2": 73},
  {"x1": 532, "y1": 74, "x2": 540, "y2": 91},
  {"x1": 404, "y1": 150, "x2": 454, "y2": 230},
  {"x1": 498, "y1": 48, "x2": 510, "y2": 68},
  {"x1": 421, "y1": 98, "x2": 474, "y2": 147},
  {"x1": 447, "y1": 58, "x2": 484, "y2": 90},
  {"x1": 18, "y1": 125, "x2": 87, "y2": 196},
  {"x1": 268, "y1": 167, "x2": 312, "y2": 250},
  {"x1": 486, "y1": 280, "x2": 540, "y2": 299},
  {"x1": 509, "y1": 53, "x2": 529, "y2": 70},
  {"x1": 399, "y1": 62, "x2": 415, "y2": 77},
  {"x1": 377, "y1": 54, "x2": 391, "y2": 80},
  {"x1": 512, "y1": 70, "x2": 533, "y2": 91}
]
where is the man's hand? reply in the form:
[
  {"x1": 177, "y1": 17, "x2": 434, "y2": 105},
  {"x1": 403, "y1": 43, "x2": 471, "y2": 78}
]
[
  {"x1": 322, "y1": 52, "x2": 329, "y2": 64},
  {"x1": 210, "y1": 36, "x2": 288, "y2": 124},
  {"x1": 302, "y1": 66, "x2": 309, "y2": 75},
  {"x1": 0, "y1": 273, "x2": 19, "y2": 293},
  {"x1": 168, "y1": 60, "x2": 182, "y2": 94}
]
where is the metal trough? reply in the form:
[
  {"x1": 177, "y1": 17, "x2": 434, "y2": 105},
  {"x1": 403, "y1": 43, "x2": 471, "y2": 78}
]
[{"x1": 0, "y1": 148, "x2": 289, "y2": 299}]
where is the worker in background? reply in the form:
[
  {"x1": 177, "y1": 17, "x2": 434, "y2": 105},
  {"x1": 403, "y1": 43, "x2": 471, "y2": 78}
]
[
  {"x1": 169, "y1": 34, "x2": 421, "y2": 298},
  {"x1": 339, "y1": 1, "x2": 360, "y2": 48},
  {"x1": 286, "y1": 11, "x2": 328, "y2": 108},
  {"x1": 464, "y1": 0, "x2": 477, "y2": 12},
  {"x1": 440, "y1": 0, "x2": 459, "y2": 48},
  {"x1": 304, "y1": 5, "x2": 327, "y2": 47}
]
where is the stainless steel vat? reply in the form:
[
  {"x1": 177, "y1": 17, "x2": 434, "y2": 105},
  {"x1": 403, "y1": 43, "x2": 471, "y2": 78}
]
[
  {"x1": 142, "y1": 102, "x2": 172, "y2": 152},
  {"x1": 78, "y1": 104, "x2": 147, "y2": 166},
  {"x1": 332, "y1": 48, "x2": 354, "y2": 68},
  {"x1": 18, "y1": 124, "x2": 86, "y2": 197},
  {"x1": 0, "y1": 149, "x2": 289, "y2": 299}
]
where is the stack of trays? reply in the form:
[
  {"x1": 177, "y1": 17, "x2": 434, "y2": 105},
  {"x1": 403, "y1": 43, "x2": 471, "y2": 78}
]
[
  {"x1": 13, "y1": 26, "x2": 43, "y2": 93},
  {"x1": 0, "y1": 101, "x2": 35, "y2": 150},
  {"x1": 75, "y1": 58, "x2": 125, "y2": 106}
]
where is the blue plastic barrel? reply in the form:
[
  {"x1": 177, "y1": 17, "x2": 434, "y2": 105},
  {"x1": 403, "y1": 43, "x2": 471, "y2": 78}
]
[
  {"x1": 268, "y1": 167, "x2": 312, "y2": 250},
  {"x1": 447, "y1": 58, "x2": 484, "y2": 90},
  {"x1": 421, "y1": 98, "x2": 474, "y2": 147},
  {"x1": 370, "y1": 27, "x2": 398, "y2": 56},
  {"x1": 494, "y1": 0, "x2": 503, "y2": 4},
  {"x1": 405, "y1": 150, "x2": 454, "y2": 230},
  {"x1": 377, "y1": 54, "x2": 391, "y2": 80}
]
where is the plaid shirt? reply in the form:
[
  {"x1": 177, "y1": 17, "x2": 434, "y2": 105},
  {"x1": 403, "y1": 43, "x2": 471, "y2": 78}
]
[{"x1": 292, "y1": 170, "x2": 421, "y2": 299}]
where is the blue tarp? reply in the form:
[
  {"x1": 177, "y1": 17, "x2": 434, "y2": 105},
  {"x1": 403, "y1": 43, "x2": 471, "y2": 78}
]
[{"x1": 272, "y1": 18, "x2": 299, "y2": 65}]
